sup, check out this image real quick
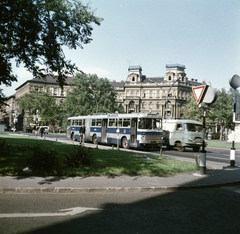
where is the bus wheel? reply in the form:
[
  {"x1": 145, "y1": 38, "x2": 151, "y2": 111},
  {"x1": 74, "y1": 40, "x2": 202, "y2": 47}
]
[
  {"x1": 122, "y1": 137, "x2": 129, "y2": 149},
  {"x1": 93, "y1": 135, "x2": 98, "y2": 144},
  {"x1": 71, "y1": 133, "x2": 75, "y2": 141},
  {"x1": 177, "y1": 143, "x2": 185, "y2": 152},
  {"x1": 193, "y1": 146, "x2": 200, "y2": 152}
]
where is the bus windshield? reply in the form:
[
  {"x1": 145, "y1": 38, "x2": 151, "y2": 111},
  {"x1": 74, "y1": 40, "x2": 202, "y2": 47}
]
[
  {"x1": 138, "y1": 118, "x2": 162, "y2": 129},
  {"x1": 184, "y1": 123, "x2": 202, "y2": 132}
]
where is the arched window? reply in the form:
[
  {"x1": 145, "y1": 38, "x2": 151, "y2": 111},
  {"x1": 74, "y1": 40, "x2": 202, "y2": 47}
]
[
  {"x1": 132, "y1": 76, "x2": 135, "y2": 82},
  {"x1": 168, "y1": 76, "x2": 171, "y2": 81},
  {"x1": 149, "y1": 102, "x2": 153, "y2": 109},
  {"x1": 129, "y1": 101, "x2": 134, "y2": 109},
  {"x1": 166, "y1": 101, "x2": 171, "y2": 109}
]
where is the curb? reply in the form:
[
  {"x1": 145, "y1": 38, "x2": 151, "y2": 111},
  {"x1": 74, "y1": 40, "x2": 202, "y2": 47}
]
[{"x1": 2, "y1": 180, "x2": 240, "y2": 194}]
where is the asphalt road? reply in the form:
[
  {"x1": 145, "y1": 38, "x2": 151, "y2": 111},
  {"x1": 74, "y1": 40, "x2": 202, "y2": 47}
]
[{"x1": 1, "y1": 186, "x2": 240, "y2": 234}]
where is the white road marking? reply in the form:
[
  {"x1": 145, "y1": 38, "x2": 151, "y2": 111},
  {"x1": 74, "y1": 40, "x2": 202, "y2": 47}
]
[{"x1": 0, "y1": 207, "x2": 101, "y2": 218}]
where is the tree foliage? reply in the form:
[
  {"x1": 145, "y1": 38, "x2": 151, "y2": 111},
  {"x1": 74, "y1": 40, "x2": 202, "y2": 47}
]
[
  {"x1": 182, "y1": 88, "x2": 239, "y2": 140},
  {"x1": 17, "y1": 90, "x2": 61, "y2": 126},
  {"x1": 61, "y1": 73, "x2": 124, "y2": 121},
  {"x1": 181, "y1": 93, "x2": 202, "y2": 121},
  {"x1": 0, "y1": 0, "x2": 103, "y2": 89}
]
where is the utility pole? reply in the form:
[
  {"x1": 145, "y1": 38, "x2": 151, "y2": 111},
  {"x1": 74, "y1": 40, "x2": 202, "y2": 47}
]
[{"x1": 229, "y1": 74, "x2": 240, "y2": 167}]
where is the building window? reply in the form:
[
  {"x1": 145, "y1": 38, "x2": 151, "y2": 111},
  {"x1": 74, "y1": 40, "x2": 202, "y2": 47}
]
[
  {"x1": 35, "y1": 86, "x2": 38, "y2": 91},
  {"x1": 61, "y1": 89, "x2": 64, "y2": 96},
  {"x1": 168, "y1": 76, "x2": 171, "y2": 81},
  {"x1": 54, "y1": 88, "x2": 57, "y2": 95},
  {"x1": 142, "y1": 102, "x2": 145, "y2": 109},
  {"x1": 142, "y1": 91, "x2": 146, "y2": 98},
  {"x1": 157, "y1": 102, "x2": 160, "y2": 109},
  {"x1": 149, "y1": 102, "x2": 153, "y2": 109},
  {"x1": 129, "y1": 101, "x2": 134, "y2": 109},
  {"x1": 150, "y1": 91, "x2": 153, "y2": 98},
  {"x1": 132, "y1": 77, "x2": 135, "y2": 82},
  {"x1": 181, "y1": 91, "x2": 184, "y2": 98},
  {"x1": 157, "y1": 91, "x2": 160, "y2": 98},
  {"x1": 119, "y1": 94, "x2": 122, "y2": 100},
  {"x1": 131, "y1": 91, "x2": 134, "y2": 97},
  {"x1": 166, "y1": 101, "x2": 171, "y2": 109}
]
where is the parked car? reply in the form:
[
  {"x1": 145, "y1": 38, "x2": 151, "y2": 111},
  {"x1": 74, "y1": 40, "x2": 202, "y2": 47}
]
[{"x1": 43, "y1": 126, "x2": 49, "y2": 134}]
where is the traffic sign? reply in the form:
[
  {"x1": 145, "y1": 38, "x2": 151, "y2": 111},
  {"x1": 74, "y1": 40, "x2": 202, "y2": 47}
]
[{"x1": 192, "y1": 85, "x2": 207, "y2": 104}]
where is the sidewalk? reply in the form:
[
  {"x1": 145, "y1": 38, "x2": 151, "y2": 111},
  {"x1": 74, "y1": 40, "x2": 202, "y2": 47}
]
[{"x1": 1, "y1": 133, "x2": 240, "y2": 193}]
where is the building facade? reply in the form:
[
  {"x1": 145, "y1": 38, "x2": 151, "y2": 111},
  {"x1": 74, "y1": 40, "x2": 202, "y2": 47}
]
[
  {"x1": 0, "y1": 64, "x2": 204, "y2": 130},
  {"x1": 113, "y1": 64, "x2": 203, "y2": 119}
]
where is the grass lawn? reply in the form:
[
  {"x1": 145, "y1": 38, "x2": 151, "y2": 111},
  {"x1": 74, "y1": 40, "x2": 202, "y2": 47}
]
[
  {"x1": 207, "y1": 140, "x2": 240, "y2": 149},
  {"x1": 0, "y1": 135, "x2": 198, "y2": 176}
]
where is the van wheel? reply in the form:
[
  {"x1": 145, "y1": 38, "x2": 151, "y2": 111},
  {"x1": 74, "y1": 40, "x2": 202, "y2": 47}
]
[
  {"x1": 122, "y1": 137, "x2": 129, "y2": 149},
  {"x1": 177, "y1": 143, "x2": 185, "y2": 152},
  {"x1": 93, "y1": 135, "x2": 98, "y2": 144},
  {"x1": 193, "y1": 146, "x2": 200, "y2": 152}
]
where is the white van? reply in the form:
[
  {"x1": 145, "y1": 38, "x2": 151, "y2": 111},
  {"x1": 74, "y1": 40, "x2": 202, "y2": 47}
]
[{"x1": 162, "y1": 119, "x2": 204, "y2": 152}]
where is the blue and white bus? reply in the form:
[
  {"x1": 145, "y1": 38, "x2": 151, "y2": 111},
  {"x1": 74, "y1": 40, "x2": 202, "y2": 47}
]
[{"x1": 66, "y1": 113, "x2": 164, "y2": 149}]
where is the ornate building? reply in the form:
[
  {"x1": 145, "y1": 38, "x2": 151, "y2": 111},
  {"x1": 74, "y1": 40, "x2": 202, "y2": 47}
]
[{"x1": 112, "y1": 64, "x2": 203, "y2": 119}]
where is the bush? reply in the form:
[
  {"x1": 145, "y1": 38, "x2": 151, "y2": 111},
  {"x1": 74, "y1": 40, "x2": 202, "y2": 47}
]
[
  {"x1": 27, "y1": 144, "x2": 59, "y2": 171},
  {"x1": 64, "y1": 145, "x2": 93, "y2": 168}
]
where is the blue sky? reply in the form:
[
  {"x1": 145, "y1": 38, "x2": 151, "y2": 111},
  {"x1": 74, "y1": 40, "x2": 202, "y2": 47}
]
[{"x1": 2, "y1": 0, "x2": 240, "y2": 97}]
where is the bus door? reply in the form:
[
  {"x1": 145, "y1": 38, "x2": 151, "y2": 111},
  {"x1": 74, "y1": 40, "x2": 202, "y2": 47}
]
[
  {"x1": 130, "y1": 118, "x2": 137, "y2": 146},
  {"x1": 101, "y1": 119, "x2": 108, "y2": 143},
  {"x1": 66, "y1": 119, "x2": 71, "y2": 138}
]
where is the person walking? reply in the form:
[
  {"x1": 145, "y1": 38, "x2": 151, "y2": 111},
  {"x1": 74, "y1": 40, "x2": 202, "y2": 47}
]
[
  {"x1": 79, "y1": 123, "x2": 85, "y2": 146},
  {"x1": 40, "y1": 125, "x2": 44, "y2": 138}
]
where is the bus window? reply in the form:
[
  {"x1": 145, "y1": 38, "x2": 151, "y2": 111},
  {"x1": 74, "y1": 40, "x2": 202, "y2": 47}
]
[
  {"x1": 109, "y1": 119, "x2": 116, "y2": 126},
  {"x1": 97, "y1": 119, "x2": 101, "y2": 126},
  {"x1": 138, "y1": 118, "x2": 152, "y2": 129},
  {"x1": 123, "y1": 119, "x2": 130, "y2": 127},
  {"x1": 92, "y1": 119, "x2": 96, "y2": 126},
  {"x1": 74, "y1": 120, "x2": 78, "y2": 126},
  {"x1": 118, "y1": 118, "x2": 123, "y2": 127}
]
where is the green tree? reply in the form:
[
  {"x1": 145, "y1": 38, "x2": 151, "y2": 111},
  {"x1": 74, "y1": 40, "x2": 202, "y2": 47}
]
[
  {"x1": 17, "y1": 90, "x2": 61, "y2": 127},
  {"x1": 0, "y1": 0, "x2": 102, "y2": 97},
  {"x1": 210, "y1": 88, "x2": 236, "y2": 140},
  {"x1": 181, "y1": 93, "x2": 202, "y2": 121},
  {"x1": 61, "y1": 73, "x2": 122, "y2": 121}
]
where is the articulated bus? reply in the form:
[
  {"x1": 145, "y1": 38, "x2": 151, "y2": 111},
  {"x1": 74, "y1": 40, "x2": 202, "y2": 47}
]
[{"x1": 66, "y1": 113, "x2": 164, "y2": 149}]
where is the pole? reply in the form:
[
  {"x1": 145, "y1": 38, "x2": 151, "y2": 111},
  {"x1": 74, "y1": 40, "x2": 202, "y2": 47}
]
[
  {"x1": 200, "y1": 106, "x2": 207, "y2": 175},
  {"x1": 230, "y1": 89, "x2": 236, "y2": 167}
]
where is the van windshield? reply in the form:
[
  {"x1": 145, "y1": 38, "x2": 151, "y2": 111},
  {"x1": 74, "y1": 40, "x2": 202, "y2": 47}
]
[{"x1": 184, "y1": 123, "x2": 202, "y2": 132}]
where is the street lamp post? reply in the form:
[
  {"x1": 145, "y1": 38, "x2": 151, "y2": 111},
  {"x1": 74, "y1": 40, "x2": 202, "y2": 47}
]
[{"x1": 165, "y1": 77, "x2": 181, "y2": 119}]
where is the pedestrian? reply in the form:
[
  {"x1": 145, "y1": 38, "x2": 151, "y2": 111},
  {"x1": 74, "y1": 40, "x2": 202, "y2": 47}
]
[
  {"x1": 79, "y1": 123, "x2": 85, "y2": 146},
  {"x1": 40, "y1": 125, "x2": 44, "y2": 138}
]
